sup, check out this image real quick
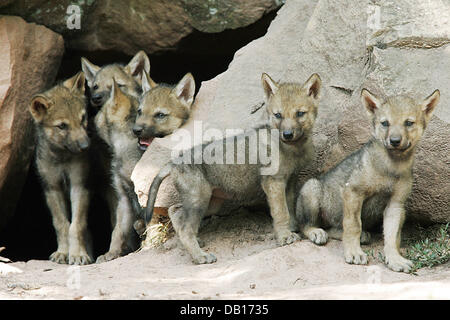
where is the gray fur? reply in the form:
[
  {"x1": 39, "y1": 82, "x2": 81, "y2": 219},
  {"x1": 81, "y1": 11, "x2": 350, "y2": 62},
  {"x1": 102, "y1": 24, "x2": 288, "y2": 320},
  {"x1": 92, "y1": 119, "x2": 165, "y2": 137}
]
[
  {"x1": 145, "y1": 73, "x2": 322, "y2": 264},
  {"x1": 296, "y1": 89, "x2": 440, "y2": 273}
]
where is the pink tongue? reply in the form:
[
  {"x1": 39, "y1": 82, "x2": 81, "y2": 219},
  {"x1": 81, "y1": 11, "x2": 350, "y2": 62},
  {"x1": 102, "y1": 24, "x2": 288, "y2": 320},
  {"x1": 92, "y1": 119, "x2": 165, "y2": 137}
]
[{"x1": 140, "y1": 137, "x2": 154, "y2": 147}]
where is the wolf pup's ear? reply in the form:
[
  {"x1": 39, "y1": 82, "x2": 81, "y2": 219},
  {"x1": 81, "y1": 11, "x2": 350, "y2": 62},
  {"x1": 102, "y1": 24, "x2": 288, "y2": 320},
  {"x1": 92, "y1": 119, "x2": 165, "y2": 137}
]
[
  {"x1": 29, "y1": 95, "x2": 51, "y2": 122},
  {"x1": 81, "y1": 57, "x2": 100, "y2": 87},
  {"x1": 422, "y1": 89, "x2": 440, "y2": 124},
  {"x1": 172, "y1": 73, "x2": 195, "y2": 108},
  {"x1": 63, "y1": 71, "x2": 86, "y2": 95},
  {"x1": 125, "y1": 50, "x2": 150, "y2": 84},
  {"x1": 110, "y1": 78, "x2": 128, "y2": 113},
  {"x1": 111, "y1": 78, "x2": 124, "y2": 101},
  {"x1": 303, "y1": 73, "x2": 321, "y2": 100},
  {"x1": 261, "y1": 73, "x2": 278, "y2": 100},
  {"x1": 141, "y1": 70, "x2": 158, "y2": 94},
  {"x1": 361, "y1": 89, "x2": 381, "y2": 115}
]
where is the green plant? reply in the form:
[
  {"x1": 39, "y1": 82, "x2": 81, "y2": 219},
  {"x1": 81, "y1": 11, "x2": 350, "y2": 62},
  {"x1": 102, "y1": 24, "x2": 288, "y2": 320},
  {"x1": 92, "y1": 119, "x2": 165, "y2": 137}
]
[{"x1": 405, "y1": 223, "x2": 450, "y2": 274}]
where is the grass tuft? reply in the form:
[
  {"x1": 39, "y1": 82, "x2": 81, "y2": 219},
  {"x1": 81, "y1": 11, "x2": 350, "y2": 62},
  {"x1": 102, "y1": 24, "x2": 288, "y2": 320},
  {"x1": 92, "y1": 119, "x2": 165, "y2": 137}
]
[
  {"x1": 405, "y1": 223, "x2": 450, "y2": 274},
  {"x1": 140, "y1": 216, "x2": 174, "y2": 249}
]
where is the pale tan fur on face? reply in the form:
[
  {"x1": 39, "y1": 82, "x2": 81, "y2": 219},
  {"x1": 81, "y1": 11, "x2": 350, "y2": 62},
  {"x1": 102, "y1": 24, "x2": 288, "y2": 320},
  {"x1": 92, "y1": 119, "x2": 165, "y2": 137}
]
[
  {"x1": 262, "y1": 73, "x2": 321, "y2": 144},
  {"x1": 362, "y1": 89, "x2": 440, "y2": 158},
  {"x1": 134, "y1": 72, "x2": 195, "y2": 139},
  {"x1": 90, "y1": 65, "x2": 141, "y2": 98},
  {"x1": 81, "y1": 51, "x2": 150, "y2": 106},
  {"x1": 30, "y1": 72, "x2": 89, "y2": 153},
  {"x1": 136, "y1": 86, "x2": 189, "y2": 137}
]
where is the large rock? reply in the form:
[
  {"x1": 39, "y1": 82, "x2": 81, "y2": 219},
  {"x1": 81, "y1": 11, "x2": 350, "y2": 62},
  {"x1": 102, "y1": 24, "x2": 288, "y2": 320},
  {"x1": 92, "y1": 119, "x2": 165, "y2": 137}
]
[
  {"x1": 0, "y1": 16, "x2": 64, "y2": 229},
  {"x1": 182, "y1": 0, "x2": 282, "y2": 33},
  {"x1": 0, "y1": 0, "x2": 282, "y2": 55},
  {"x1": 132, "y1": 0, "x2": 450, "y2": 224}
]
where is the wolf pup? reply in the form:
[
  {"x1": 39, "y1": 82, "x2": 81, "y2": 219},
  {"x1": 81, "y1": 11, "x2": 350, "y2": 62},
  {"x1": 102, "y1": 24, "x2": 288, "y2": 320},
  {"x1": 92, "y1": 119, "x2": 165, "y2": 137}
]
[
  {"x1": 132, "y1": 71, "x2": 196, "y2": 151},
  {"x1": 94, "y1": 79, "x2": 143, "y2": 262},
  {"x1": 29, "y1": 72, "x2": 93, "y2": 265},
  {"x1": 131, "y1": 71, "x2": 196, "y2": 234},
  {"x1": 296, "y1": 88, "x2": 440, "y2": 272},
  {"x1": 81, "y1": 50, "x2": 150, "y2": 108},
  {"x1": 95, "y1": 71, "x2": 196, "y2": 262},
  {"x1": 143, "y1": 73, "x2": 322, "y2": 264}
]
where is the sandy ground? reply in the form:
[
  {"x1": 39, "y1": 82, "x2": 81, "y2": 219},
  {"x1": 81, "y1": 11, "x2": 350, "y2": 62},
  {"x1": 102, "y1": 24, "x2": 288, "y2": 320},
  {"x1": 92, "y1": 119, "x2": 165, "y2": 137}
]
[{"x1": 0, "y1": 210, "x2": 449, "y2": 300}]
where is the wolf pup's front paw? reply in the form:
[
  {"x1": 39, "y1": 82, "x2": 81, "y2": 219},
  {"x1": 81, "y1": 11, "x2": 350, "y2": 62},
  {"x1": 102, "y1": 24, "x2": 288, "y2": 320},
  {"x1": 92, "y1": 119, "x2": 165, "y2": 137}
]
[
  {"x1": 96, "y1": 250, "x2": 121, "y2": 263},
  {"x1": 69, "y1": 253, "x2": 93, "y2": 265},
  {"x1": 69, "y1": 247, "x2": 93, "y2": 265},
  {"x1": 193, "y1": 252, "x2": 217, "y2": 265},
  {"x1": 69, "y1": 254, "x2": 93, "y2": 265},
  {"x1": 276, "y1": 230, "x2": 300, "y2": 246},
  {"x1": 344, "y1": 247, "x2": 368, "y2": 265},
  {"x1": 50, "y1": 251, "x2": 69, "y2": 264},
  {"x1": 385, "y1": 254, "x2": 414, "y2": 273},
  {"x1": 306, "y1": 228, "x2": 328, "y2": 245}
]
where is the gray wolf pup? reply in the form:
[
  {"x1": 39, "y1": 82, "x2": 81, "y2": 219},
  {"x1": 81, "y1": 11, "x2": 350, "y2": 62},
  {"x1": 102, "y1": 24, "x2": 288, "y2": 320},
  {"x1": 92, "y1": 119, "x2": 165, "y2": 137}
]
[
  {"x1": 132, "y1": 71, "x2": 196, "y2": 151},
  {"x1": 29, "y1": 72, "x2": 93, "y2": 265},
  {"x1": 94, "y1": 79, "x2": 142, "y2": 262},
  {"x1": 81, "y1": 51, "x2": 150, "y2": 107},
  {"x1": 296, "y1": 88, "x2": 440, "y2": 272},
  {"x1": 95, "y1": 71, "x2": 196, "y2": 261},
  {"x1": 144, "y1": 73, "x2": 322, "y2": 264}
]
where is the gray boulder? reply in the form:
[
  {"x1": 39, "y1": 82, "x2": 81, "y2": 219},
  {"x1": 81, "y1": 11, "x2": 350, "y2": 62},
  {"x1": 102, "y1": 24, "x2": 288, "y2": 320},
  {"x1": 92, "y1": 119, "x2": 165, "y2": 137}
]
[{"x1": 1, "y1": 0, "x2": 282, "y2": 55}]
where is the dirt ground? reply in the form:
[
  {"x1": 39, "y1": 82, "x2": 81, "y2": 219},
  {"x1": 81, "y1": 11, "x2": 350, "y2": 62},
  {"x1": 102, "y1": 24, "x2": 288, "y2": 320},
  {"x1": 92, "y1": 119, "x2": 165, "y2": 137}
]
[{"x1": 0, "y1": 210, "x2": 449, "y2": 300}]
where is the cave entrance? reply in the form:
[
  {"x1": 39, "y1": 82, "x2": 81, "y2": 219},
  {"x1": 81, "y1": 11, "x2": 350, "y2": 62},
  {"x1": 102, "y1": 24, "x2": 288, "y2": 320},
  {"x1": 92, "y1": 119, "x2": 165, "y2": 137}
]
[{"x1": 0, "y1": 10, "x2": 278, "y2": 262}]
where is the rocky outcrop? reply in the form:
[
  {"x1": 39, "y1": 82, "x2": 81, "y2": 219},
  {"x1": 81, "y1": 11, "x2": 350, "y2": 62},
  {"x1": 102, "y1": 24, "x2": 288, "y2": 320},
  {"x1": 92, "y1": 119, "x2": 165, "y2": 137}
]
[
  {"x1": 182, "y1": 0, "x2": 282, "y2": 33},
  {"x1": 132, "y1": 0, "x2": 450, "y2": 223},
  {"x1": 0, "y1": 0, "x2": 282, "y2": 55},
  {"x1": 0, "y1": 16, "x2": 64, "y2": 229}
]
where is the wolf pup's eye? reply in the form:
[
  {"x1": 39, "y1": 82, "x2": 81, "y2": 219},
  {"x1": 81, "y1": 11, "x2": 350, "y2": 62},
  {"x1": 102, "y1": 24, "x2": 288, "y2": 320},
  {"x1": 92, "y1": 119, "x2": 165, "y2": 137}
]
[
  {"x1": 57, "y1": 123, "x2": 68, "y2": 130},
  {"x1": 93, "y1": 84, "x2": 99, "y2": 90},
  {"x1": 154, "y1": 112, "x2": 167, "y2": 119},
  {"x1": 296, "y1": 111, "x2": 305, "y2": 117},
  {"x1": 381, "y1": 120, "x2": 389, "y2": 127},
  {"x1": 274, "y1": 112, "x2": 282, "y2": 119},
  {"x1": 117, "y1": 83, "x2": 125, "y2": 88},
  {"x1": 405, "y1": 120, "x2": 414, "y2": 127}
]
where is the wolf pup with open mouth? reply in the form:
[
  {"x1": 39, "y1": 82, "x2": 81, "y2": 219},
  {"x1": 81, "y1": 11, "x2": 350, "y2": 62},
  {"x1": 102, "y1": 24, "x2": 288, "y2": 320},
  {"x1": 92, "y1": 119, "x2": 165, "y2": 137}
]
[
  {"x1": 93, "y1": 70, "x2": 196, "y2": 259},
  {"x1": 143, "y1": 73, "x2": 321, "y2": 264},
  {"x1": 132, "y1": 71, "x2": 196, "y2": 151},
  {"x1": 30, "y1": 72, "x2": 93, "y2": 265},
  {"x1": 296, "y1": 88, "x2": 440, "y2": 273}
]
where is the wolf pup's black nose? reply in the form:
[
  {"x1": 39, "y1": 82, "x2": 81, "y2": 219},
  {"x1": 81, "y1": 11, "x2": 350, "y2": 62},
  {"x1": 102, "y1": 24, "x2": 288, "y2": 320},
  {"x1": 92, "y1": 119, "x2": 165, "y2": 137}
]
[
  {"x1": 78, "y1": 139, "x2": 90, "y2": 151},
  {"x1": 390, "y1": 136, "x2": 401, "y2": 147},
  {"x1": 133, "y1": 125, "x2": 143, "y2": 137},
  {"x1": 282, "y1": 130, "x2": 294, "y2": 140},
  {"x1": 91, "y1": 93, "x2": 104, "y2": 105}
]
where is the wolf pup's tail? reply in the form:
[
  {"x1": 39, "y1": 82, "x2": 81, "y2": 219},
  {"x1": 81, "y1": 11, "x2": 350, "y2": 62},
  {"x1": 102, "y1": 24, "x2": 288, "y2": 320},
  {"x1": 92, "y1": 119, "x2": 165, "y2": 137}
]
[{"x1": 144, "y1": 163, "x2": 173, "y2": 224}]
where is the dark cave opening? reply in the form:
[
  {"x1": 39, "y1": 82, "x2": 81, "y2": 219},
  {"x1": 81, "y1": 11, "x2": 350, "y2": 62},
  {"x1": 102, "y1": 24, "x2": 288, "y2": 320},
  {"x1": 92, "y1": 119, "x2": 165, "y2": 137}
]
[{"x1": 0, "y1": 10, "x2": 278, "y2": 262}]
